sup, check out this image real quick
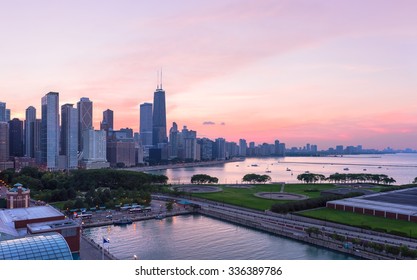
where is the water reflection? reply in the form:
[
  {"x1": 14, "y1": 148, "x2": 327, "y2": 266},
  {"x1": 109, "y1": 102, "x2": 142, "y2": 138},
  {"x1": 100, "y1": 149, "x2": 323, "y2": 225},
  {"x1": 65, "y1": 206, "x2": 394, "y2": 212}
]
[{"x1": 83, "y1": 214, "x2": 356, "y2": 260}]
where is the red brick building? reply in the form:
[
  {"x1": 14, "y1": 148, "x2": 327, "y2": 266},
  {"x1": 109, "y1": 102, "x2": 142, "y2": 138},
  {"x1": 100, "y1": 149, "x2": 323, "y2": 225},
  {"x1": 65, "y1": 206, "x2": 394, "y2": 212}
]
[{"x1": 6, "y1": 183, "x2": 30, "y2": 209}]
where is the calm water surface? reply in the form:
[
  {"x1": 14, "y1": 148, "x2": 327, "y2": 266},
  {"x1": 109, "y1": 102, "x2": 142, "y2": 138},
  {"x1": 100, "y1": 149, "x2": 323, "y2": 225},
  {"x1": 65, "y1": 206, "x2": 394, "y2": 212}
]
[
  {"x1": 83, "y1": 214, "x2": 356, "y2": 260},
  {"x1": 151, "y1": 154, "x2": 417, "y2": 185}
]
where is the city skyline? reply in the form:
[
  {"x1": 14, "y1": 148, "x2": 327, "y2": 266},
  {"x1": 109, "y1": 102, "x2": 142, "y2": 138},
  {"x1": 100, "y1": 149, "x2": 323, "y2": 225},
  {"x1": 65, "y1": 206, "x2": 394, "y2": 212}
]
[{"x1": 1, "y1": 1, "x2": 417, "y2": 149}]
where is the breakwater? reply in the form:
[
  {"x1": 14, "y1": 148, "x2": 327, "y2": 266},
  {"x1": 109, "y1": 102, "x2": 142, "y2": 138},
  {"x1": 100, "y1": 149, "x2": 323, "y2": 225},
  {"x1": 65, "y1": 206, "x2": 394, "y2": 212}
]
[{"x1": 197, "y1": 207, "x2": 389, "y2": 260}]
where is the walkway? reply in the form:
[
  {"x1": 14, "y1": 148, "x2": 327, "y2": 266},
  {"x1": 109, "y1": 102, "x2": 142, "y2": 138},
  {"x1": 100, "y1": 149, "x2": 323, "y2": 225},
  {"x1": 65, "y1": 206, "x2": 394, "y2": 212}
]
[{"x1": 79, "y1": 235, "x2": 115, "y2": 260}]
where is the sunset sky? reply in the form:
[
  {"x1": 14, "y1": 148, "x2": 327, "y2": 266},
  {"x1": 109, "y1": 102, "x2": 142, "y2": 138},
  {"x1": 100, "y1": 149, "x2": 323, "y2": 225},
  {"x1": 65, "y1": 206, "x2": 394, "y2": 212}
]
[{"x1": 1, "y1": 0, "x2": 417, "y2": 150}]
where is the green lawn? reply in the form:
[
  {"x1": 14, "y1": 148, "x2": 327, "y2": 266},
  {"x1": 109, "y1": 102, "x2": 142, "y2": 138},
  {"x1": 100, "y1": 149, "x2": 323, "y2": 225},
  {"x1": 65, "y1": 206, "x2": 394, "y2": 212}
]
[
  {"x1": 191, "y1": 183, "x2": 337, "y2": 211},
  {"x1": 299, "y1": 207, "x2": 417, "y2": 239},
  {"x1": 283, "y1": 183, "x2": 336, "y2": 198}
]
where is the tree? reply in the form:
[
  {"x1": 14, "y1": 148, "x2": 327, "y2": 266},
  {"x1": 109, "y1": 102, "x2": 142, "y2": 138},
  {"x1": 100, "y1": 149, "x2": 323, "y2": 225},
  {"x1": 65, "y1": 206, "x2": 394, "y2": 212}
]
[
  {"x1": 191, "y1": 174, "x2": 219, "y2": 184},
  {"x1": 242, "y1": 174, "x2": 260, "y2": 183},
  {"x1": 242, "y1": 174, "x2": 271, "y2": 184},
  {"x1": 258, "y1": 174, "x2": 271, "y2": 183},
  {"x1": 413, "y1": 177, "x2": 417, "y2": 184},
  {"x1": 165, "y1": 201, "x2": 173, "y2": 212},
  {"x1": 297, "y1": 173, "x2": 325, "y2": 184}
]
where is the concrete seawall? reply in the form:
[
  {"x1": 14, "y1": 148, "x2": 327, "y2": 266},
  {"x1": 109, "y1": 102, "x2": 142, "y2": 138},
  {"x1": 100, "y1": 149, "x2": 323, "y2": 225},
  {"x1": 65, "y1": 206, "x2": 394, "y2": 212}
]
[{"x1": 198, "y1": 208, "x2": 389, "y2": 260}]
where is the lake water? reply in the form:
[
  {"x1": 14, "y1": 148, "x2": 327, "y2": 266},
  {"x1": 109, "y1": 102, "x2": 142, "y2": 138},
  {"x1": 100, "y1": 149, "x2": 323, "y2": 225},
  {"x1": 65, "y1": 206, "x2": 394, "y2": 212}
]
[
  {"x1": 83, "y1": 214, "x2": 356, "y2": 260},
  {"x1": 83, "y1": 154, "x2": 416, "y2": 260},
  {"x1": 150, "y1": 153, "x2": 417, "y2": 185}
]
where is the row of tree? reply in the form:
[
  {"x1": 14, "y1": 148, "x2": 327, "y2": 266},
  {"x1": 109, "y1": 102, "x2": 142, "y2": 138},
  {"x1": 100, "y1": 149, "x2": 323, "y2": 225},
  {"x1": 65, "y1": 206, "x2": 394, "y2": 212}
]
[
  {"x1": 297, "y1": 172, "x2": 397, "y2": 185},
  {"x1": 306, "y1": 227, "x2": 417, "y2": 259},
  {"x1": 189, "y1": 173, "x2": 272, "y2": 184},
  {"x1": 242, "y1": 174, "x2": 271, "y2": 184},
  {"x1": 191, "y1": 174, "x2": 219, "y2": 184}
]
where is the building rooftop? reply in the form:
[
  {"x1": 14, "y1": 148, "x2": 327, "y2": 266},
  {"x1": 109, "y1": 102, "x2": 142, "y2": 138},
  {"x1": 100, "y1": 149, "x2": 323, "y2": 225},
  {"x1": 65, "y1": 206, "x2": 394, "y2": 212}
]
[
  {"x1": 0, "y1": 219, "x2": 19, "y2": 240},
  {"x1": 0, "y1": 232, "x2": 73, "y2": 260},
  {"x1": 361, "y1": 187, "x2": 417, "y2": 207},
  {"x1": 328, "y1": 187, "x2": 417, "y2": 216},
  {"x1": 27, "y1": 219, "x2": 80, "y2": 233},
  {"x1": 0, "y1": 205, "x2": 64, "y2": 225}
]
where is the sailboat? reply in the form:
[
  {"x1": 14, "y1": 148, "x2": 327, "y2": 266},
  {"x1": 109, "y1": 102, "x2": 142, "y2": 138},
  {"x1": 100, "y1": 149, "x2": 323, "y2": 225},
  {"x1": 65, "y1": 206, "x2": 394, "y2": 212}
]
[{"x1": 265, "y1": 165, "x2": 272, "y2": 173}]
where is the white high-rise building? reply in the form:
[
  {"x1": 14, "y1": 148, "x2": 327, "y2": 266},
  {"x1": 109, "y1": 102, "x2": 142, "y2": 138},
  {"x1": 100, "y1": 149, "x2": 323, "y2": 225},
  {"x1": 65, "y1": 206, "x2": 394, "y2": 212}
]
[
  {"x1": 61, "y1": 104, "x2": 78, "y2": 169},
  {"x1": 41, "y1": 92, "x2": 59, "y2": 170},
  {"x1": 81, "y1": 129, "x2": 109, "y2": 169}
]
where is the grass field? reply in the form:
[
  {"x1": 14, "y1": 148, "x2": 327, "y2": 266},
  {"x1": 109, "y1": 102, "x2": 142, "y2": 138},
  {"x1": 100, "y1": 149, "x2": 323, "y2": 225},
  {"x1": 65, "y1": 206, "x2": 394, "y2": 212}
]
[
  {"x1": 191, "y1": 183, "x2": 337, "y2": 211},
  {"x1": 299, "y1": 207, "x2": 417, "y2": 239}
]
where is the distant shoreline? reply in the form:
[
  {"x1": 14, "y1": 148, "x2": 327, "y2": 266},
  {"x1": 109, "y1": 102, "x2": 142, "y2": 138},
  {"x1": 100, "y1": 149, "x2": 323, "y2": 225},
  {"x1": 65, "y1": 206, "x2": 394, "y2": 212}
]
[{"x1": 122, "y1": 158, "x2": 244, "y2": 172}]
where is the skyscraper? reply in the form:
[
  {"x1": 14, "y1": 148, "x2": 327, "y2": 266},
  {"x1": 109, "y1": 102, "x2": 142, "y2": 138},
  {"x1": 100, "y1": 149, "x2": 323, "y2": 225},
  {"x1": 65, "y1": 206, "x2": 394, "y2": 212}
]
[
  {"x1": 5, "y1": 109, "x2": 10, "y2": 122},
  {"x1": 34, "y1": 119, "x2": 42, "y2": 163},
  {"x1": 101, "y1": 109, "x2": 114, "y2": 132},
  {"x1": 239, "y1": 139, "x2": 247, "y2": 157},
  {"x1": 0, "y1": 102, "x2": 6, "y2": 122},
  {"x1": 9, "y1": 118, "x2": 24, "y2": 157},
  {"x1": 140, "y1": 102, "x2": 153, "y2": 147},
  {"x1": 61, "y1": 104, "x2": 78, "y2": 169},
  {"x1": 0, "y1": 122, "x2": 9, "y2": 162},
  {"x1": 215, "y1": 138, "x2": 226, "y2": 160},
  {"x1": 41, "y1": 92, "x2": 59, "y2": 170},
  {"x1": 152, "y1": 83, "x2": 167, "y2": 147},
  {"x1": 25, "y1": 106, "x2": 36, "y2": 157},
  {"x1": 77, "y1": 97, "x2": 93, "y2": 153},
  {"x1": 168, "y1": 122, "x2": 178, "y2": 159}
]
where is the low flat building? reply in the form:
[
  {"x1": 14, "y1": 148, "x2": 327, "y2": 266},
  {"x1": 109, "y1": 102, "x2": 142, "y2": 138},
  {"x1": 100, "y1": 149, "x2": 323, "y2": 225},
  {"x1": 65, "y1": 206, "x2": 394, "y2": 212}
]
[
  {"x1": 0, "y1": 205, "x2": 65, "y2": 230},
  {"x1": 27, "y1": 219, "x2": 81, "y2": 253},
  {"x1": 326, "y1": 187, "x2": 417, "y2": 223}
]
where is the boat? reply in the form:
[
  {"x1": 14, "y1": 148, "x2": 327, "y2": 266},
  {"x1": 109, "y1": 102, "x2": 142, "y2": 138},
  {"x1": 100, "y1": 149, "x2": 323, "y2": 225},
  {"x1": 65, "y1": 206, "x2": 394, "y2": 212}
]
[
  {"x1": 113, "y1": 217, "x2": 133, "y2": 225},
  {"x1": 155, "y1": 214, "x2": 165, "y2": 220},
  {"x1": 286, "y1": 168, "x2": 291, "y2": 171},
  {"x1": 251, "y1": 164, "x2": 258, "y2": 167},
  {"x1": 343, "y1": 168, "x2": 349, "y2": 171},
  {"x1": 265, "y1": 165, "x2": 272, "y2": 173}
]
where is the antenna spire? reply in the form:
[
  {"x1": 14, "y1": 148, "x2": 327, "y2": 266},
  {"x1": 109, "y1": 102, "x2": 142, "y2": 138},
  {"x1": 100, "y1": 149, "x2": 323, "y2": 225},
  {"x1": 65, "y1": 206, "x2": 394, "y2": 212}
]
[
  {"x1": 156, "y1": 70, "x2": 159, "y2": 90},
  {"x1": 160, "y1": 67, "x2": 163, "y2": 89}
]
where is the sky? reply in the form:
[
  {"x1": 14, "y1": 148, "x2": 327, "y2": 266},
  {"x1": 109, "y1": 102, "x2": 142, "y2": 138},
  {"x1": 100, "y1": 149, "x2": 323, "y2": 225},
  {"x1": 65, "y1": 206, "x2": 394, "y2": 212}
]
[{"x1": 1, "y1": 0, "x2": 417, "y2": 150}]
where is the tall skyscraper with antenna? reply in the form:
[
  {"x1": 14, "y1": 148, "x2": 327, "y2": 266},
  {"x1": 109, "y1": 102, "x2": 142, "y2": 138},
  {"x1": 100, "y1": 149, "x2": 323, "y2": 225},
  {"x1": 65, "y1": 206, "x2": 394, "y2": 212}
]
[{"x1": 152, "y1": 70, "x2": 167, "y2": 147}]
